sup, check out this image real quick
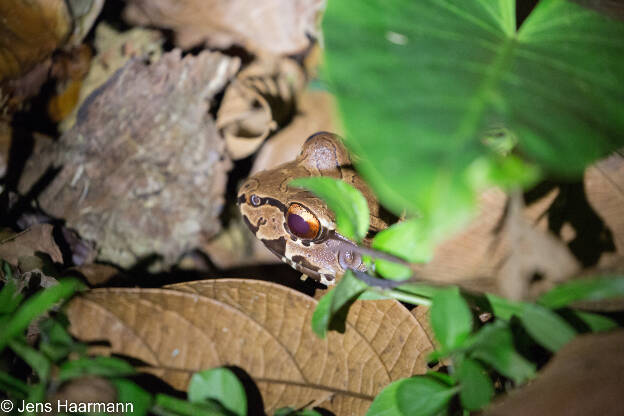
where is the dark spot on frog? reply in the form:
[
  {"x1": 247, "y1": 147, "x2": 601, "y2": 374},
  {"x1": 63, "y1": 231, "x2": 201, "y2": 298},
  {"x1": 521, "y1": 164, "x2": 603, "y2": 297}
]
[
  {"x1": 237, "y1": 194, "x2": 247, "y2": 205},
  {"x1": 290, "y1": 235, "x2": 297, "y2": 242},
  {"x1": 291, "y1": 255, "x2": 320, "y2": 272},
  {"x1": 301, "y1": 241, "x2": 310, "y2": 247},
  {"x1": 261, "y1": 237, "x2": 287, "y2": 256}
]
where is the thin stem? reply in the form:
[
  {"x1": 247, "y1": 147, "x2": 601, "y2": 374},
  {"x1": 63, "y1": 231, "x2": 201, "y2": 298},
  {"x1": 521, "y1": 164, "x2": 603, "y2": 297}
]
[{"x1": 386, "y1": 289, "x2": 432, "y2": 306}]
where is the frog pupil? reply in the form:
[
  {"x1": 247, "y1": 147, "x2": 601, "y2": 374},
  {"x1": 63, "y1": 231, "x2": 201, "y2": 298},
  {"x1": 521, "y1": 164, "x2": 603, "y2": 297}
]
[{"x1": 288, "y1": 213, "x2": 310, "y2": 237}]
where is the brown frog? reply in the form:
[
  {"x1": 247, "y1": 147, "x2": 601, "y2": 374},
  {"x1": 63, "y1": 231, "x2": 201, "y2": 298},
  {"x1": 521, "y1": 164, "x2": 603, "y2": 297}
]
[{"x1": 237, "y1": 132, "x2": 388, "y2": 285}]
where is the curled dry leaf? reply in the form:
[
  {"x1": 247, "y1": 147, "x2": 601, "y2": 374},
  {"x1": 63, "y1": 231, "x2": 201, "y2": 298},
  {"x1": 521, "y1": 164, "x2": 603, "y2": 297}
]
[
  {"x1": 19, "y1": 50, "x2": 240, "y2": 269},
  {"x1": 0, "y1": 224, "x2": 63, "y2": 266},
  {"x1": 0, "y1": 0, "x2": 71, "y2": 82},
  {"x1": 486, "y1": 330, "x2": 624, "y2": 416},
  {"x1": 123, "y1": 0, "x2": 324, "y2": 55},
  {"x1": 217, "y1": 58, "x2": 305, "y2": 160},
  {"x1": 67, "y1": 279, "x2": 435, "y2": 414}
]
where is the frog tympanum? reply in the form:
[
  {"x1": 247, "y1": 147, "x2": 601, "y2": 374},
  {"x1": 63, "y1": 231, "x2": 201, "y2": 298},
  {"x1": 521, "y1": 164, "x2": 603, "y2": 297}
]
[{"x1": 237, "y1": 132, "x2": 388, "y2": 285}]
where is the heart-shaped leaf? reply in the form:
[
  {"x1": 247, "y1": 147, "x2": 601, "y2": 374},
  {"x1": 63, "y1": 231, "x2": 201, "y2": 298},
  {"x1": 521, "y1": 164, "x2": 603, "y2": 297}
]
[{"x1": 324, "y1": 0, "x2": 624, "y2": 241}]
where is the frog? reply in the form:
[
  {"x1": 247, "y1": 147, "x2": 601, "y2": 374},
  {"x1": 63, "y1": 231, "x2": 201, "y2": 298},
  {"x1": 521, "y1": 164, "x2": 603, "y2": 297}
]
[{"x1": 237, "y1": 132, "x2": 389, "y2": 285}]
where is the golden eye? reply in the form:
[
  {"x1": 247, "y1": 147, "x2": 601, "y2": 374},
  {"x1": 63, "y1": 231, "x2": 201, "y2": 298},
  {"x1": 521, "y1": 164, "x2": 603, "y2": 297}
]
[{"x1": 286, "y1": 203, "x2": 320, "y2": 240}]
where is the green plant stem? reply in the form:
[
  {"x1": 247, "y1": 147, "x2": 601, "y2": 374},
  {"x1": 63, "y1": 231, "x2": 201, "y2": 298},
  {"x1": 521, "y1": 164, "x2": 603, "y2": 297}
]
[{"x1": 386, "y1": 289, "x2": 432, "y2": 306}]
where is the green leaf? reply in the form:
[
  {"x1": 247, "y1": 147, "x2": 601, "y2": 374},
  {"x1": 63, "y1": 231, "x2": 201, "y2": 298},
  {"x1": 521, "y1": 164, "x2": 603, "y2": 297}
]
[
  {"x1": 538, "y1": 276, "x2": 624, "y2": 309},
  {"x1": 425, "y1": 371, "x2": 454, "y2": 387},
  {"x1": 39, "y1": 317, "x2": 84, "y2": 362},
  {"x1": 111, "y1": 378, "x2": 152, "y2": 416},
  {"x1": 519, "y1": 303, "x2": 576, "y2": 352},
  {"x1": 470, "y1": 321, "x2": 535, "y2": 384},
  {"x1": 0, "y1": 370, "x2": 30, "y2": 398},
  {"x1": 0, "y1": 278, "x2": 82, "y2": 351},
  {"x1": 312, "y1": 270, "x2": 368, "y2": 338},
  {"x1": 289, "y1": 177, "x2": 369, "y2": 242},
  {"x1": 571, "y1": 310, "x2": 618, "y2": 332},
  {"x1": 8, "y1": 339, "x2": 51, "y2": 381},
  {"x1": 0, "y1": 279, "x2": 23, "y2": 315},
  {"x1": 154, "y1": 394, "x2": 230, "y2": 416},
  {"x1": 457, "y1": 358, "x2": 494, "y2": 411},
  {"x1": 430, "y1": 287, "x2": 473, "y2": 350},
  {"x1": 485, "y1": 293, "x2": 524, "y2": 320},
  {"x1": 58, "y1": 356, "x2": 136, "y2": 381},
  {"x1": 367, "y1": 375, "x2": 457, "y2": 416},
  {"x1": 311, "y1": 288, "x2": 334, "y2": 338},
  {"x1": 324, "y1": 0, "x2": 624, "y2": 245},
  {"x1": 372, "y1": 219, "x2": 433, "y2": 280},
  {"x1": 188, "y1": 368, "x2": 246, "y2": 416}
]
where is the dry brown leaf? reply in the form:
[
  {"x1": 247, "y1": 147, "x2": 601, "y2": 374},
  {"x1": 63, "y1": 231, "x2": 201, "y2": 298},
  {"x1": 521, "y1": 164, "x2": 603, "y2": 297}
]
[
  {"x1": 68, "y1": 263, "x2": 121, "y2": 287},
  {"x1": 67, "y1": 278, "x2": 434, "y2": 414},
  {"x1": 0, "y1": 121, "x2": 9, "y2": 177},
  {"x1": 486, "y1": 329, "x2": 624, "y2": 416},
  {"x1": 418, "y1": 189, "x2": 581, "y2": 299},
  {"x1": 19, "y1": 50, "x2": 239, "y2": 269},
  {"x1": 48, "y1": 377, "x2": 117, "y2": 414},
  {"x1": 250, "y1": 89, "x2": 342, "y2": 175},
  {"x1": 0, "y1": 224, "x2": 63, "y2": 266},
  {"x1": 585, "y1": 152, "x2": 624, "y2": 269},
  {"x1": 217, "y1": 58, "x2": 305, "y2": 160},
  {"x1": 0, "y1": 0, "x2": 71, "y2": 82},
  {"x1": 123, "y1": 0, "x2": 324, "y2": 55},
  {"x1": 495, "y1": 194, "x2": 580, "y2": 300},
  {"x1": 59, "y1": 23, "x2": 164, "y2": 132}
]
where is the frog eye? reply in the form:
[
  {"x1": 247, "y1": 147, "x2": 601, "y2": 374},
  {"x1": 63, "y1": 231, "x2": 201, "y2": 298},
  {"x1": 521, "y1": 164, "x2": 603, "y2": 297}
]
[
  {"x1": 250, "y1": 194, "x2": 262, "y2": 206},
  {"x1": 286, "y1": 203, "x2": 320, "y2": 240}
]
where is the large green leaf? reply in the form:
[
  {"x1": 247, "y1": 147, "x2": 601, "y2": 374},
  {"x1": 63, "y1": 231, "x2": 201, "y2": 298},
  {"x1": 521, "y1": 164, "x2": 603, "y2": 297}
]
[{"x1": 324, "y1": 0, "x2": 624, "y2": 238}]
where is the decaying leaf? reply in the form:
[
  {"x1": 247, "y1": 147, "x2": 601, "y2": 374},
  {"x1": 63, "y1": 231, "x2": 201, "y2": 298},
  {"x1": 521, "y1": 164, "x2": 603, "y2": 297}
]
[
  {"x1": 250, "y1": 89, "x2": 341, "y2": 175},
  {"x1": 495, "y1": 194, "x2": 580, "y2": 300},
  {"x1": 19, "y1": 50, "x2": 239, "y2": 269},
  {"x1": 67, "y1": 263, "x2": 121, "y2": 287},
  {"x1": 0, "y1": 0, "x2": 71, "y2": 82},
  {"x1": 123, "y1": 0, "x2": 324, "y2": 55},
  {"x1": 418, "y1": 189, "x2": 581, "y2": 299},
  {"x1": 67, "y1": 279, "x2": 435, "y2": 414},
  {"x1": 0, "y1": 224, "x2": 63, "y2": 266},
  {"x1": 486, "y1": 330, "x2": 624, "y2": 416},
  {"x1": 0, "y1": 121, "x2": 9, "y2": 177},
  {"x1": 48, "y1": 45, "x2": 93, "y2": 123},
  {"x1": 48, "y1": 377, "x2": 117, "y2": 412},
  {"x1": 585, "y1": 152, "x2": 624, "y2": 269},
  {"x1": 217, "y1": 58, "x2": 305, "y2": 160},
  {"x1": 59, "y1": 23, "x2": 164, "y2": 132}
]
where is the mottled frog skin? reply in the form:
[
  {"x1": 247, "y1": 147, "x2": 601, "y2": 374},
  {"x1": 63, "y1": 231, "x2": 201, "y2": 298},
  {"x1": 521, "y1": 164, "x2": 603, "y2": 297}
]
[{"x1": 237, "y1": 132, "x2": 388, "y2": 285}]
